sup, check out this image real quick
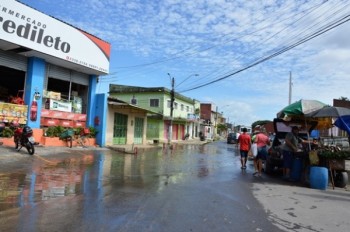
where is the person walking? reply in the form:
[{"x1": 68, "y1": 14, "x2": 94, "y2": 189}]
[
  {"x1": 237, "y1": 128, "x2": 251, "y2": 169},
  {"x1": 253, "y1": 129, "x2": 270, "y2": 177},
  {"x1": 281, "y1": 126, "x2": 300, "y2": 180}
]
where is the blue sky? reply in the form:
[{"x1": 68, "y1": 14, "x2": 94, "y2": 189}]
[{"x1": 19, "y1": 0, "x2": 350, "y2": 126}]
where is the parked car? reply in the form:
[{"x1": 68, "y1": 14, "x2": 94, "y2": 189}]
[
  {"x1": 265, "y1": 118, "x2": 317, "y2": 174},
  {"x1": 227, "y1": 133, "x2": 237, "y2": 144}
]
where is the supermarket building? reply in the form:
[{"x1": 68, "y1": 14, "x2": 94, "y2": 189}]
[{"x1": 0, "y1": 1, "x2": 110, "y2": 146}]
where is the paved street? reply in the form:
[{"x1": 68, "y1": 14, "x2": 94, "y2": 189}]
[{"x1": 0, "y1": 141, "x2": 349, "y2": 232}]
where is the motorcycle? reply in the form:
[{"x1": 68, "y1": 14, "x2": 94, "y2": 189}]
[{"x1": 14, "y1": 125, "x2": 35, "y2": 155}]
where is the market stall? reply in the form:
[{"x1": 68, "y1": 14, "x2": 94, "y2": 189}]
[
  {"x1": 277, "y1": 101, "x2": 350, "y2": 189},
  {"x1": 304, "y1": 106, "x2": 350, "y2": 189}
]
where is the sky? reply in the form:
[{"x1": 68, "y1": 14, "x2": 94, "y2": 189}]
[{"x1": 19, "y1": 0, "x2": 350, "y2": 126}]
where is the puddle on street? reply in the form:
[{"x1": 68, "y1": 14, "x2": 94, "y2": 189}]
[{"x1": 0, "y1": 143, "x2": 236, "y2": 213}]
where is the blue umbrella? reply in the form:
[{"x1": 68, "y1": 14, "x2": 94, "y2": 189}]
[{"x1": 334, "y1": 115, "x2": 350, "y2": 134}]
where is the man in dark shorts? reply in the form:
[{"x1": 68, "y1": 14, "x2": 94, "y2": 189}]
[
  {"x1": 282, "y1": 126, "x2": 300, "y2": 180},
  {"x1": 237, "y1": 128, "x2": 251, "y2": 169}
]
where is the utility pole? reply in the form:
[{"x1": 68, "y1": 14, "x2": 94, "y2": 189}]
[
  {"x1": 288, "y1": 71, "x2": 292, "y2": 105},
  {"x1": 214, "y1": 105, "x2": 218, "y2": 139},
  {"x1": 168, "y1": 74, "x2": 175, "y2": 147}
]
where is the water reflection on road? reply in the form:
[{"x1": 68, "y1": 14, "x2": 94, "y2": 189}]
[
  {"x1": 0, "y1": 143, "x2": 249, "y2": 231},
  {"x1": 0, "y1": 144, "x2": 235, "y2": 213}
]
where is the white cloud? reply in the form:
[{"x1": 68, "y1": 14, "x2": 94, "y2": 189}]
[{"x1": 19, "y1": 0, "x2": 350, "y2": 125}]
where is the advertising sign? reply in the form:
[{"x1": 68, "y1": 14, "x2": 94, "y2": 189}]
[
  {"x1": 0, "y1": 1, "x2": 110, "y2": 74},
  {"x1": 41, "y1": 109, "x2": 87, "y2": 121},
  {"x1": 49, "y1": 99, "x2": 72, "y2": 113},
  {"x1": 0, "y1": 102, "x2": 28, "y2": 124}
]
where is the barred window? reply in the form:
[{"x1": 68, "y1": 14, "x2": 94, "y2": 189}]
[{"x1": 150, "y1": 99, "x2": 159, "y2": 107}]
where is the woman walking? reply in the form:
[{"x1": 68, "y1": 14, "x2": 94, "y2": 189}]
[{"x1": 253, "y1": 129, "x2": 270, "y2": 177}]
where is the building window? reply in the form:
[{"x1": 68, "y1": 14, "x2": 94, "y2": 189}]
[
  {"x1": 150, "y1": 99, "x2": 159, "y2": 107},
  {"x1": 181, "y1": 104, "x2": 184, "y2": 111},
  {"x1": 174, "y1": 102, "x2": 178, "y2": 109},
  {"x1": 186, "y1": 106, "x2": 189, "y2": 112},
  {"x1": 167, "y1": 100, "x2": 171, "y2": 108}
]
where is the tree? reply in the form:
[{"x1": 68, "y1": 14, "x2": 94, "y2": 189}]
[
  {"x1": 217, "y1": 123, "x2": 228, "y2": 134},
  {"x1": 338, "y1": 96, "x2": 349, "y2": 101}
]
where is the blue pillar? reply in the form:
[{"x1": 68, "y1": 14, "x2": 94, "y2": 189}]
[
  {"x1": 95, "y1": 93, "x2": 107, "y2": 147},
  {"x1": 87, "y1": 75, "x2": 98, "y2": 127},
  {"x1": 24, "y1": 57, "x2": 45, "y2": 129}
]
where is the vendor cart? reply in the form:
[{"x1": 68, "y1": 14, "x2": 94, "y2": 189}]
[
  {"x1": 328, "y1": 159, "x2": 348, "y2": 189},
  {"x1": 318, "y1": 150, "x2": 349, "y2": 189}
]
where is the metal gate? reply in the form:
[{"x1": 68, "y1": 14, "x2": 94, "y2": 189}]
[
  {"x1": 134, "y1": 117, "x2": 144, "y2": 144},
  {"x1": 113, "y1": 113, "x2": 128, "y2": 144},
  {"x1": 47, "y1": 64, "x2": 89, "y2": 85},
  {"x1": 147, "y1": 119, "x2": 160, "y2": 140},
  {"x1": 0, "y1": 50, "x2": 27, "y2": 71}
]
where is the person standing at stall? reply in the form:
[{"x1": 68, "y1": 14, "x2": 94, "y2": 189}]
[
  {"x1": 237, "y1": 128, "x2": 251, "y2": 169},
  {"x1": 282, "y1": 126, "x2": 300, "y2": 180}
]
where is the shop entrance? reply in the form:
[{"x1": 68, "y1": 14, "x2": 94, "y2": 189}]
[
  {"x1": 0, "y1": 65, "x2": 25, "y2": 103},
  {"x1": 0, "y1": 65, "x2": 28, "y2": 125},
  {"x1": 46, "y1": 78, "x2": 88, "y2": 114}
]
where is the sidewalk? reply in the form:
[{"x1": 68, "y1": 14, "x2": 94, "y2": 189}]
[
  {"x1": 107, "y1": 138, "x2": 211, "y2": 154},
  {"x1": 0, "y1": 138, "x2": 211, "y2": 158}
]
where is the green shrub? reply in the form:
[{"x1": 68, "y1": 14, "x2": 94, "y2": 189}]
[
  {"x1": 54, "y1": 126, "x2": 65, "y2": 137},
  {"x1": 45, "y1": 126, "x2": 56, "y2": 137},
  {"x1": 45, "y1": 126, "x2": 98, "y2": 138},
  {"x1": 45, "y1": 126, "x2": 70, "y2": 137},
  {"x1": 1, "y1": 127, "x2": 14, "y2": 138},
  {"x1": 75, "y1": 127, "x2": 83, "y2": 135},
  {"x1": 88, "y1": 126, "x2": 98, "y2": 138}
]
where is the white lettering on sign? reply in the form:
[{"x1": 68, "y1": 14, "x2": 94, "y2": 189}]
[{"x1": 0, "y1": 9, "x2": 70, "y2": 53}]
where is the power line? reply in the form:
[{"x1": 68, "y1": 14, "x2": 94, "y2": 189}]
[
  {"x1": 177, "y1": 1, "x2": 335, "y2": 92},
  {"x1": 180, "y1": 1, "x2": 350, "y2": 91},
  {"x1": 111, "y1": 1, "x2": 318, "y2": 71},
  {"x1": 180, "y1": 15, "x2": 350, "y2": 93}
]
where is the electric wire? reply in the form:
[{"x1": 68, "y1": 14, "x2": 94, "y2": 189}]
[
  {"x1": 177, "y1": 0, "x2": 335, "y2": 91},
  {"x1": 111, "y1": 0, "x2": 316, "y2": 71},
  {"x1": 180, "y1": 14, "x2": 350, "y2": 93},
  {"x1": 102, "y1": 1, "x2": 348, "y2": 93},
  {"x1": 179, "y1": 1, "x2": 349, "y2": 92}
]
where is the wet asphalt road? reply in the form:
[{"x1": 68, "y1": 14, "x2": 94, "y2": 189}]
[{"x1": 0, "y1": 141, "x2": 349, "y2": 232}]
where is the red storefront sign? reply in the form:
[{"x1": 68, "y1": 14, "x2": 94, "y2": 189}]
[
  {"x1": 41, "y1": 109, "x2": 87, "y2": 121},
  {"x1": 41, "y1": 118, "x2": 60, "y2": 126},
  {"x1": 41, "y1": 109, "x2": 87, "y2": 127},
  {"x1": 74, "y1": 121, "x2": 86, "y2": 127},
  {"x1": 60, "y1": 120, "x2": 73, "y2": 127}
]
